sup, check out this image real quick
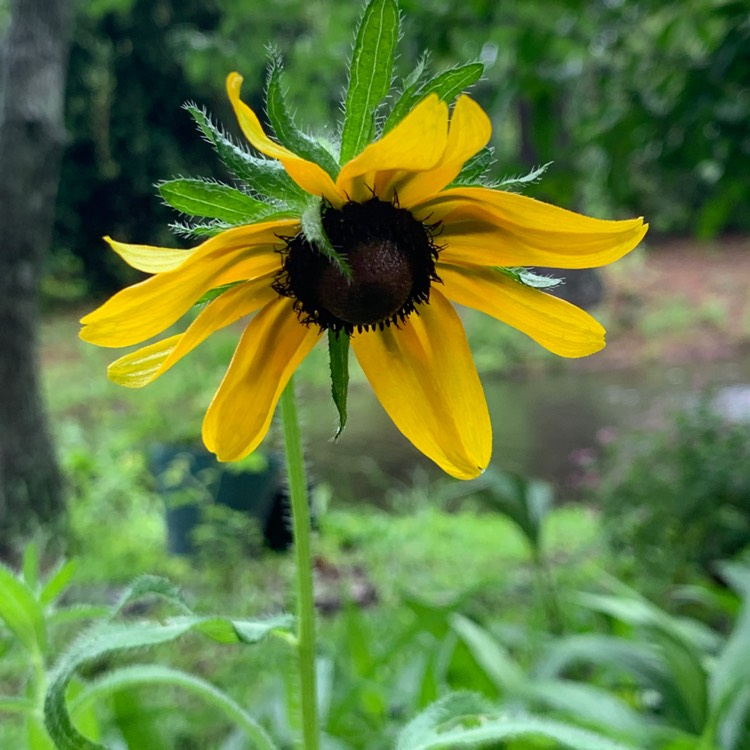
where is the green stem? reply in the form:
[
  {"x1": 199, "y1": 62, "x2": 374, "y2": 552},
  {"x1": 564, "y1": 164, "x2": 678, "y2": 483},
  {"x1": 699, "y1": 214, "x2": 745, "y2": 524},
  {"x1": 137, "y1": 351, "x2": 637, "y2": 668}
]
[{"x1": 280, "y1": 378, "x2": 319, "y2": 750}]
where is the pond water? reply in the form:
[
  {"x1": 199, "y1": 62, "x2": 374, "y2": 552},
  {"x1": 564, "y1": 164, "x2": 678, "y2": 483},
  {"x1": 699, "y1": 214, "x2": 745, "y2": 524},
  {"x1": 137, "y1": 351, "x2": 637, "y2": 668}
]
[{"x1": 302, "y1": 354, "x2": 750, "y2": 504}]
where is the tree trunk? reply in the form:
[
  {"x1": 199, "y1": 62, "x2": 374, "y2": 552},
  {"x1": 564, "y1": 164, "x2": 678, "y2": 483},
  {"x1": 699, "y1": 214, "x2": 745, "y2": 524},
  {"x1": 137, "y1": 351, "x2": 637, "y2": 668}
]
[{"x1": 0, "y1": 0, "x2": 72, "y2": 553}]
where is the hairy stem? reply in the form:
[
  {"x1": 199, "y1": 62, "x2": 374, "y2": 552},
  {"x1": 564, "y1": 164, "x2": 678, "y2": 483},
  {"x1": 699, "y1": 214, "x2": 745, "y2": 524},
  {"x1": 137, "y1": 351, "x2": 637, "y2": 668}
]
[{"x1": 280, "y1": 379, "x2": 319, "y2": 750}]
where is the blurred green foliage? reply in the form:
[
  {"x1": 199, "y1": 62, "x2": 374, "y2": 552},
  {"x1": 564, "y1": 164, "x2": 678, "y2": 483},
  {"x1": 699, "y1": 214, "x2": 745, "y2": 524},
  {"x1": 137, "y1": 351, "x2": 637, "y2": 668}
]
[
  {"x1": 588, "y1": 398, "x2": 750, "y2": 597},
  {"x1": 49, "y1": 0, "x2": 750, "y2": 298}
]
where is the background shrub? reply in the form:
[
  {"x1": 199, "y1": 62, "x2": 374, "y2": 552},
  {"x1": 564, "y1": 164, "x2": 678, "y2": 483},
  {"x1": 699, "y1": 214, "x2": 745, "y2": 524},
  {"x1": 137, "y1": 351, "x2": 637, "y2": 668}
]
[{"x1": 591, "y1": 397, "x2": 750, "y2": 594}]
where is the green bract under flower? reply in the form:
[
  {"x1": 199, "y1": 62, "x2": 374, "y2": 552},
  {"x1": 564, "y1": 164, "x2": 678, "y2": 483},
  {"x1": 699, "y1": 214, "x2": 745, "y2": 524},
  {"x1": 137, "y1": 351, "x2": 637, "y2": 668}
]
[{"x1": 80, "y1": 37, "x2": 647, "y2": 480}]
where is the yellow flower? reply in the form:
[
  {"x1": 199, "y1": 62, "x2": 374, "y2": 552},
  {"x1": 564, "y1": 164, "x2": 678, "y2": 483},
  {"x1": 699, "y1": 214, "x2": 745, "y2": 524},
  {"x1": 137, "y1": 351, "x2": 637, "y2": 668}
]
[{"x1": 80, "y1": 72, "x2": 647, "y2": 480}]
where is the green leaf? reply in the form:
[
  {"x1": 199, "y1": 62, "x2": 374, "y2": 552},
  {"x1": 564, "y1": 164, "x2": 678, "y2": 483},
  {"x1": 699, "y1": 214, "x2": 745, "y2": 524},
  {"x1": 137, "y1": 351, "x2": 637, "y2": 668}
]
[
  {"x1": 525, "y1": 680, "x2": 650, "y2": 740},
  {"x1": 402, "y1": 52, "x2": 431, "y2": 91},
  {"x1": 516, "y1": 268, "x2": 563, "y2": 290},
  {"x1": 476, "y1": 469, "x2": 552, "y2": 551},
  {"x1": 171, "y1": 209, "x2": 297, "y2": 241},
  {"x1": 22, "y1": 543, "x2": 40, "y2": 591},
  {"x1": 497, "y1": 162, "x2": 552, "y2": 190},
  {"x1": 396, "y1": 692, "x2": 493, "y2": 750},
  {"x1": 158, "y1": 178, "x2": 278, "y2": 224},
  {"x1": 44, "y1": 613, "x2": 293, "y2": 750},
  {"x1": 110, "y1": 574, "x2": 193, "y2": 618},
  {"x1": 69, "y1": 665, "x2": 278, "y2": 750},
  {"x1": 170, "y1": 220, "x2": 233, "y2": 239},
  {"x1": 300, "y1": 199, "x2": 351, "y2": 279},
  {"x1": 27, "y1": 716, "x2": 56, "y2": 750},
  {"x1": 450, "y1": 147, "x2": 495, "y2": 186},
  {"x1": 449, "y1": 613, "x2": 526, "y2": 692},
  {"x1": 40, "y1": 560, "x2": 77, "y2": 608},
  {"x1": 184, "y1": 103, "x2": 306, "y2": 205},
  {"x1": 340, "y1": 0, "x2": 399, "y2": 163},
  {"x1": 397, "y1": 692, "x2": 639, "y2": 750},
  {"x1": 385, "y1": 62, "x2": 485, "y2": 134},
  {"x1": 266, "y1": 53, "x2": 339, "y2": 179},
  {"x1": 0, "y1": 562, "x2": 46, "y2": 654},
  {"x1": 535, "y1": 633, "x2": 666, "y2": 687},
  {"x1": 328, "y1": 331, "x2": 350, "y2": 438},
  {"x1": 47, "y1": 605, "x2": 111, "y2": 629}
]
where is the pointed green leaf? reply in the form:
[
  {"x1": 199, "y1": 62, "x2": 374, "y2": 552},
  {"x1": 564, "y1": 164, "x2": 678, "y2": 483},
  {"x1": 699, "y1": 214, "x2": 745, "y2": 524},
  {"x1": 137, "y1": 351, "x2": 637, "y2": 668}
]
[
  {"x1": 266, "y1": 54, "x2": 339, "y2": 179},
  {"x1": 419, "y1": 62, "x2": 484, "y2": 102},
  {"x1": 403, "y1": 52, "x2": 431, "y2": 90},
  {"x1": 449, "y1": 613, "x2": 526, "y2": 692},
  {"x1": 44, "y1": 613, "x2": 293, "y2": 750},
  {"x1": 0, "y1": 562, "x2": 46, "y2": 654},
  {"x1": 158, "y1": 178, "x2": 278, "y2": 224},
  {"x1": 385, "y1": 62, "x2": 485, "y2": 134},
  {"x1": 451, "y1": 147, "x2": 495, "y2": 186},
  {"x1": 40, "y1": 560, "x2": 77, "y2": 607},
  {"x1": 22, "y1": 543, "x2": 40, "y2": 591},
  {"x1": 328, "y1": 330, "x2": 350, "y2": 438},
  {"x1": 496, "y1": 162, "x2": 552, "y2": 190},
  {"x1": 516, "y1": 268, "x2": 563, "y2": 290},
  {"x1": 184, "y1": 103, "x2": 306, "y2": 205},
  {"x1": 340, "y1": 0, "x2": 399, "y2": 163},
  {"x1": 300, "y1": 199, "x2": 351, "y2": 278}
]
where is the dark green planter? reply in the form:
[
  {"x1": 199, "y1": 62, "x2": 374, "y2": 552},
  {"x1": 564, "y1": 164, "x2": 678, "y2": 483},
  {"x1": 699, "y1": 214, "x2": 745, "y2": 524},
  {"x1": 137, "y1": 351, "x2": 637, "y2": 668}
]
[{"x1": 150, "y1": 445, "x2": 291, "y2": 555}]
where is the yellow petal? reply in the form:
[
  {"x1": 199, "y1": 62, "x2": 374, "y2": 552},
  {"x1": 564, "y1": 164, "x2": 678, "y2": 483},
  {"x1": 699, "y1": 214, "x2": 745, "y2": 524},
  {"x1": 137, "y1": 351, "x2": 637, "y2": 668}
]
[
  {"x1": 393, "y1": 96, "x2": 492, "y2": 208},
  {"x1": 226, "y1": 72, "x2": 345, "y2": 203},
  {"x1": 80, "y1": 220, "x2": 295, "y2": 348},
  {"x1": 107, "y1": 279, "x2": 278, "y2": 387},
  {"x1": 440, "y1": 264, "x2": 606, "y2": 357},
  {"x1": 104, "y1": 236, "x2": 195, "y2": 273},
  {"x1": 202, "y1": 297, "x2": 322, "y2": 461},
  {"x1": 351, "y1": 290, "x2": 490, "y2": 479},
  {"x1": 417, "y1": 187, "x2": 648, "y2": 268},
  {"x1": 336, "y1": 95, "x2": 449, "y2": 203}
]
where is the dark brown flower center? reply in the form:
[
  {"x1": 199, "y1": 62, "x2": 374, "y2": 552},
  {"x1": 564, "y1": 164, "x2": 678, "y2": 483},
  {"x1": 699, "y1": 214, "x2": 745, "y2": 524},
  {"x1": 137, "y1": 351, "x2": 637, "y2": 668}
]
[{"x1": 273, "y1": 198, "x2": 440, "y2": 334}]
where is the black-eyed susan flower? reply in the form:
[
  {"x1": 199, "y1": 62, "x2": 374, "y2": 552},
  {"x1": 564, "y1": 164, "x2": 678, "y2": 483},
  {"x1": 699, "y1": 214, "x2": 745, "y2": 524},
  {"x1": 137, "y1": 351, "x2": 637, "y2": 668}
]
[{"x1": 80, "y1": 72, "x2": 647, "y2": 481}]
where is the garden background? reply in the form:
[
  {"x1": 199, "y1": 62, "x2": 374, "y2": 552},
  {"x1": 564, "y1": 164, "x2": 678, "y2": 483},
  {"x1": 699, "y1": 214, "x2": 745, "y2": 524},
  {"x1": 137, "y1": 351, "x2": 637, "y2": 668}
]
[{"x1": 1, "y1": 0, "x2": 750, "y2": 748}]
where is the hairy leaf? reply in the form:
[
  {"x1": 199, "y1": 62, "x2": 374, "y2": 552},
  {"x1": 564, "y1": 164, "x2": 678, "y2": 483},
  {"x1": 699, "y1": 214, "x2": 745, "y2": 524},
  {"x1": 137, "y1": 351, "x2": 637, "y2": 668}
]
[
  {"x1": 159, "y1": 178, "x2": 278, "y2": 224},
  {"x1": 385, "y1": 62, "x2": 484, "y2": 134},
  {"x1": 44, "y1": 612, "x2": 293, "y2": 750},
  {"x1": 0, "y1": 562, "x2": 46, "y2": 654},
  {"x1": 184, "y1": 103, "x2": 306, "y2": 205},
  {"x1": 340, "y1": 0, "x2": 399, "y2": 162},
  {"x1": 266, "y1": 53, "x2": 339, "y2": 179}
]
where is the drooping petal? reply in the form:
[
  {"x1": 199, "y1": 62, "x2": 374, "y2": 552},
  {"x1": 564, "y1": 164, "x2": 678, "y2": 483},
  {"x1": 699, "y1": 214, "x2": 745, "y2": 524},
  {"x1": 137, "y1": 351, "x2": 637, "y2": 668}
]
[
  {"x1": 105, "y1": 236, "x2": 196, "y2": 273},
  {"x1": 440, "y1": 263, "x2": 606, "y2": 357},
  {"x1": 336, "y1": 95, "x2": 449, "y2": 203},
  {"x1": 393, "y1": 96, "x2": 491, "y2": 208},
  {"x1": 107, "y1": 278, "x2": 278, "y2": 387},
  {"x1": 351, "y1": 290, "x2": 490, "y2": 479},
  {"x1": 226, "y1": 72, "x2": 345, "y2": 203},
  {"x1": 416, "y1": 187, "x2": 648, "y2": 268},
  {"x1": 80, "y1": 220, "x2": 296, "y2": 348},
  {"x1": 202, "y1": 297, "x2": 322, "y2": 461}
]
